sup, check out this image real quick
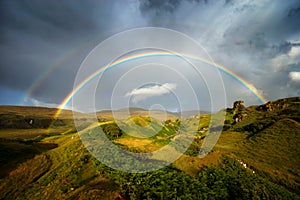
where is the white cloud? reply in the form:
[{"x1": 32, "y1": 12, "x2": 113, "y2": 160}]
[
  {"x1": 125, "y1": 83, "x2": 177, "y2": 103},
  {"x1": 289, "y1": 71, "x2": 300, "y2": 82},
  {"x1": 271, "y1": 46, "x2": 300, "y2": 71}
]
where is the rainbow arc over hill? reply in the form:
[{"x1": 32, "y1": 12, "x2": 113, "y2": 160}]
[{"x1": 53, "y1": 51, "x2": 267, "y2": 119}]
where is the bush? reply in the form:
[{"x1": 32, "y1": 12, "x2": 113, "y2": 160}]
[
  {"x1": 93, "y1": 156, "x2": 299, "y2": 199},
  {"x1": 100, "y1": 123, "x2": 123, "y2": 139}
]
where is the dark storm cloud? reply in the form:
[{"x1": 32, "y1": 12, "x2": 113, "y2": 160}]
[
  {"x1": 138, "y1": 0, "x2": 300, "y2": 103},
  {"x1": 139, "y1": 0, "x2": 181, "y2": 13},
  {"x1": 0, "y1": 0, "x2": 145, "y2": 105},
  {"x1": 0, "y1": 0, "x2": 111, "y2": 41},
  {"x1": 139, "y1": 0, "x2": 300, "y2": 50},
  {"x1": 0, "y1": 0, "x2": 299, "y2": 109}
]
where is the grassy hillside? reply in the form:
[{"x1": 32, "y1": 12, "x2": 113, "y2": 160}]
[
  {"x1": 0, "y1": 97, "x2": 299, "y2": 199},
  {"x1": 0, "y1": 106, "x2": 90, "y2": 127}
]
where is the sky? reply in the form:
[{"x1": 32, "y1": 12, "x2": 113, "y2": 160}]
[{"x1": 0, "y1": 0, "x2": 300, "y2": 112}]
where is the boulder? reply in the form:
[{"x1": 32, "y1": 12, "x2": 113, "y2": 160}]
[{"x1": 233, "y1": 113, "x2": 248, "y2": 123}]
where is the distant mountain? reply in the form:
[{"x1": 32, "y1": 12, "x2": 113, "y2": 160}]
[
  {"x1": 175, "y1": 110, "x2": 211, "y2": 118},
  {"x1": 96, "y1": 107, "x2": 212, "y2": 120},
  {"x1": 96, "y1": 107, "x2": 179, "y2": 121}
]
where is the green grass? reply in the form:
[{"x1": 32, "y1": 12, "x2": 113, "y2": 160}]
[
  {"x1": 0, "y1": 97, "x2": 299, "y2": 199},
  {"x1": 0, "y1": 133, "x2": 119, "y2": 200},
  {"x1": 235, "y1": 118, "x2": 300, "y2": 193}
]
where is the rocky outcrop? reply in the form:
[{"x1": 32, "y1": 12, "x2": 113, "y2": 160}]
[
  {"x1": 257, "y1": 99, "x2": 291, "y2": 112},
  {"x1": 233, "y1": 100, "x2": 245, "y2": 110},
  {"x1": 232, "y1": 100, "x2": 247, "y2": 123}
]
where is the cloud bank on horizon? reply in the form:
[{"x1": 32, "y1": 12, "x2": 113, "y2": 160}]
[{"x1": 0, "y1": 0, "x2": 299, "y2": 111}]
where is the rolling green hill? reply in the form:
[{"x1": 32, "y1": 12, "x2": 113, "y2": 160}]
[{"x1": 0, "y1": 97, "x2": 299, "y2": 199}]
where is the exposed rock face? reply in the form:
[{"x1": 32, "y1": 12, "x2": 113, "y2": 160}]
[
  {"x1": 232, "y1": 100, "x2": 247, "y2": 123},
  {"x1": 233, "y1": 100, "x2": 245, "y2": 111}
]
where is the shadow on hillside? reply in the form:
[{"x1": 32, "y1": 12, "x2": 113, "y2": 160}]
[{"x1": 0, "y1": 138, "x2": 58, "y2": 178}]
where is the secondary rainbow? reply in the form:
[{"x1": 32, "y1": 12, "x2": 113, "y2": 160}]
[
  {"x1": 23, "y1": 36, "x2": 103, "y2": 105},
  {"x1": 53, "y1": 51, "x2": 267, "y2": 119}
]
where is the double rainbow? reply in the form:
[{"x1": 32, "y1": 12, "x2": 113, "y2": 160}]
[{"x1": 53, "y1": 51, "x2": 267, "y2": 119}]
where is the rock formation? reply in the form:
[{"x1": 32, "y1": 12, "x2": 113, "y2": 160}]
[
  {"x1": 233, "y1": 100, "x2": 245, "y2": 111},
  {"x1": 232, "y1": 100, "x2": 247, "y2": 123}
]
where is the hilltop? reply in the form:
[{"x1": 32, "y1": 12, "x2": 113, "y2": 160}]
[{"x1": 0, "y1": 97, "x2": 299, "y2": 199}]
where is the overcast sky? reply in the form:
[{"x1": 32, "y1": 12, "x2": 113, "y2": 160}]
[{"x1": 0, "y1": 0, "x2": 299, "y2": 112}]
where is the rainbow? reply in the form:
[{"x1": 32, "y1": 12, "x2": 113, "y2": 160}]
[
  {"x1": 23, "y1": 36, "x2": 104, "y2": 104},
  {"x1": 53, "y1": 51, "x2": 267, "y2": 119}
]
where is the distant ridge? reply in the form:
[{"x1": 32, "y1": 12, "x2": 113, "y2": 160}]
[
  {"x1": 176, "y1": 110, "x2": 211, "y2": 118},
  {"x1": 96, "y1": 107, "x2": 179, "y2": 121}
]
